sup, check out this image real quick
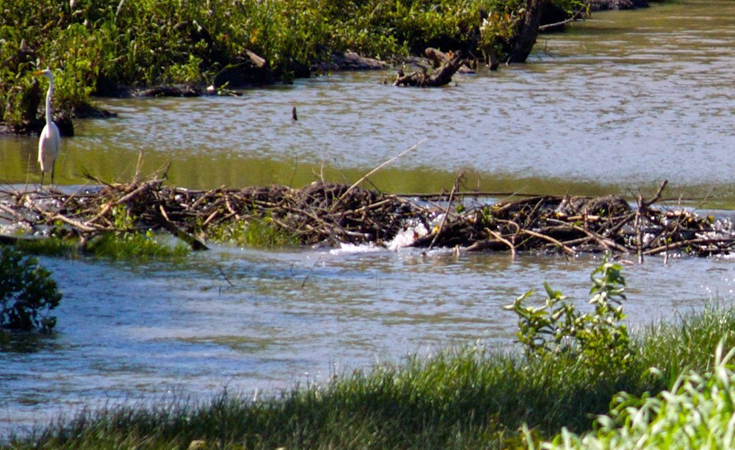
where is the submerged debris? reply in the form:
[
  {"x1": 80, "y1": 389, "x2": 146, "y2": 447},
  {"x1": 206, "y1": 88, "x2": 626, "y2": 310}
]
[{"x1": 1, "y1": 179, "x2": 733, "y2": 258}]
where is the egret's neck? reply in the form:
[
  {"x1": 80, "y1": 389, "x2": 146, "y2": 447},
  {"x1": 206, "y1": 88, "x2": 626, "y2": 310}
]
[{"x1": 45, "y1": 79, "x2": 54, "y2": 125}]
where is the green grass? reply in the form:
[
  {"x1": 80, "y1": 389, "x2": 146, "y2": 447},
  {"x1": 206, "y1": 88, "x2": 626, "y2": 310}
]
[
  {"x1": 84, "y1": 232, "x2": 191, "y2": 260},
  {"x1": 6, "y1": 233, "x2": 190, "y2": 260},
  {"x1": 207, "y1": 217, "x2": 299, "y2": 249},
  {"x1": 11, "y1": 237, "x2": 79, "y2": 257},
  {"x1": 7, "y1": 303, "x2": 735, "y2": 450}
]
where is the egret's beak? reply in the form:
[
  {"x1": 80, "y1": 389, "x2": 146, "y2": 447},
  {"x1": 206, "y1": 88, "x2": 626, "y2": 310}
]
[{"x1": 32, "y1": 70, "x2": 44, "y2": 76}]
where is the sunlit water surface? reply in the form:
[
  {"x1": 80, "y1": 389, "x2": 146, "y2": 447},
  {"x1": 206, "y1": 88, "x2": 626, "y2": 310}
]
[{"x1": 2, "y1": 0, "x2": 735, "y2": 437}]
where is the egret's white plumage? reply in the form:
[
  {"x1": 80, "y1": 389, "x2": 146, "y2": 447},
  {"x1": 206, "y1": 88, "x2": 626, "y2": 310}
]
[{"x1": 34, "y1": 68, "x2": 60, "y2": 185}]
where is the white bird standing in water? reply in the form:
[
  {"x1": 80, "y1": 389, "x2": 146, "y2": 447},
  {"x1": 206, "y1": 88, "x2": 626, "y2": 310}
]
[{"x1": 33, "y1": 68, "x2": 60, "y2": 186}]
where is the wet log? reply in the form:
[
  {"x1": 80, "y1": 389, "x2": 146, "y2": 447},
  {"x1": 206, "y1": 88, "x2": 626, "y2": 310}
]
[
  {"x1": 394, "y1": 52, "x2": 466, "y2": 87},
  {"x1": 312, "y1": 51, "x2": 387, "y2": 72},
  {"x1": 424, "y1": 48, "x2": 475, "y2": 74},
  {"x1": 213, "y1": 50, "x2": 274, "y2": 89},
  {"x1": 137, "y1": 84, "x2": 202, "y2": 97}
]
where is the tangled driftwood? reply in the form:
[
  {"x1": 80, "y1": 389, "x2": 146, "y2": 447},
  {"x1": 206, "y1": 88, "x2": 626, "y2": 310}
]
[
  {"x1": 394, "y1": 50, "x2": 467, "y2": 87},
  {"x1": 1, "y1": 179, "x2": 733, "y2": 258}
]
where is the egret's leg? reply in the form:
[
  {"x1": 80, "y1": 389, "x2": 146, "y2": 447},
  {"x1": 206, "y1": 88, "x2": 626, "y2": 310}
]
[
  {"x1": 40, "y1": 171, "x2": 45, "y2": 187},
  {"x1": 51, "y1": 162, "x2": 55, "y2": 185}
]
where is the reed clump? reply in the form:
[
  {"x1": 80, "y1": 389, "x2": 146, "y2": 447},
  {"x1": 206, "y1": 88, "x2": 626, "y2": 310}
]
[{"x1": 540, "y1": 341, "x2": 735, "y2": 449}]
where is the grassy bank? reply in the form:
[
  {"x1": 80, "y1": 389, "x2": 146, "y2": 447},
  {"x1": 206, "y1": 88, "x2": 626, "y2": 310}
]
[
  {"x1": 0, "y1": 0, "x2": 581, "y2": 132},
  {"x1": 6, "y1": 301, "x2": 734, "y2": 449}
]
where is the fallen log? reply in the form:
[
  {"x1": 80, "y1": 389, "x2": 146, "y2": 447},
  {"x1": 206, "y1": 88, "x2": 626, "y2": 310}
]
[
  {"x1": 394, "y1": 51, "x2": 466, "y2": 87},
  {"x1": 424, "y1": 48, "x2": 475, "y2": 74}
]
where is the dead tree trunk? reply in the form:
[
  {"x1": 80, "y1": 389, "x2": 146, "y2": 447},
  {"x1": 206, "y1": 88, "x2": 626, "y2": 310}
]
[{"x1": 507, "y1": 0, "x2": 550, "y2": 63}]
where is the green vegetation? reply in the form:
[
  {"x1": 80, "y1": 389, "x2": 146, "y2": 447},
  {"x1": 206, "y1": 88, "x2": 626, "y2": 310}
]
[
  {"x1": 12, "y1": 236, "x2": 79, "y2": 257},
  {"x1": 11, "y1": 203, "x2": 190, "y2": 260},
  {"x1": 505, "y1": 256, "x2": 631, "y2": 376},
  {"x1": 0, "y1": 0, "x2": 581, "y2": 131},
  {"x1": 0, "y1": 246, "x2": 61, "y2": 332},
  {"x1": 8, "y1": 261, "x2": 735, "y2": 449},
  {"x1": 539, "y1": 343, "x2": 735, "y2": 449},
  {"x1": 208, "y1": 216, "x2": 299, "y2": 249},
  {"x1": 84, "y1": 231, "x2": 191, "y2": 260},
  {"x1": 11, "y1": 234, "x2": 190, "y2": 261}
]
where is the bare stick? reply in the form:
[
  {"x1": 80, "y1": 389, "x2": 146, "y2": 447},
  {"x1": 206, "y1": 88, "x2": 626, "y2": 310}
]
[
  {"x1": 487, "y1": 229, "x2": 516, "y2": 258},
  {"x1": 429, "y1": 175, "x2": 462, "y2": 250},
  {"x1": 332, "y1": 139, "x2": 425, "y2": 211}
]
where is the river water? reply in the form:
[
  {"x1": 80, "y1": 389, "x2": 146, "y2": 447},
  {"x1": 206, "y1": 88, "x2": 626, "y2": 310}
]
[{"x1": 2, "y1": 0, "x2": 735, "y2": 436}]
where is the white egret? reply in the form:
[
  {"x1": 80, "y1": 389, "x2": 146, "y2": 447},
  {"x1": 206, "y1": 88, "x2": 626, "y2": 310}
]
[{"x1": 33, "y1": 68, "x2": 60, "y2": 186}]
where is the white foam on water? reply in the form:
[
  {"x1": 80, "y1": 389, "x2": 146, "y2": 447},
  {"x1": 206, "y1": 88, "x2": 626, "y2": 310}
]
[
  {"x1": 328, "y1": 242, "x2": 382, "y2": 255},
  {"x1": 386, "y1": 221, "x2": 429, "y2": 251}
]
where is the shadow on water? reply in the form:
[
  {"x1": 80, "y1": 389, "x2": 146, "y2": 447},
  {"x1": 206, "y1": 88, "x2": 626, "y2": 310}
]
[{"x1": 0, "y1": 331, "x2": 60, "y2": 354}]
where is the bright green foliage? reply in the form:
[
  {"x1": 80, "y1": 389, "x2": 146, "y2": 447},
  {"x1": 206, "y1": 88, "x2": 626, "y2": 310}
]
[
  {"x1": 0, "y1": 246, "x2": 61, "y2": 333},
  {"x1": 111, "y1": 204, "x2": 135, "y2": 230},
  {"x1": 85, "y1": 231, "x2": 190, "y2": 260},
  {"x1": 540, "y1": 343, "x2": 735, "y2": 450},
  {"x1": 91, "y1": 205, "x2": 190, "y2": 259},
  {"x1": 505, "y1": 256, "x2": 631, "y2": 375},
  {"x1": 208, "y1": 216, "x2": 298, "y2": 248},
  {"x1": 0, "y1": 0, "x2": 582, "y2": 129}
]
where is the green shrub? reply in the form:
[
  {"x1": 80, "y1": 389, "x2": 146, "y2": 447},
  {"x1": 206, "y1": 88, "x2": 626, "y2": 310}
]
[
  {"x1": 2, "y1": 0, "x2": 585, "y2": 129},
  {"x1": 505, "y1": 256, "x2": 631, "y2": 375},
  {"x1": 0, "y1": 246, "x2": 61, "y2": 333}
]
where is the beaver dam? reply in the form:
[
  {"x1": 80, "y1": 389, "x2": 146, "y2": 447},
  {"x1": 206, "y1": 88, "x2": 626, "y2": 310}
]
[{"x1": 1, "y1": 178, "x2": 734, "y2": 259}]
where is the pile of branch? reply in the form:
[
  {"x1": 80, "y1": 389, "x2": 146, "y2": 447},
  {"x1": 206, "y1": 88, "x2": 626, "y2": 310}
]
[
  {"x1": 1, "y1": 179, "x2": 734, "y2": 258},
  {"x1": 0, "y1": 180, "x2": 413, "y2": 251}
]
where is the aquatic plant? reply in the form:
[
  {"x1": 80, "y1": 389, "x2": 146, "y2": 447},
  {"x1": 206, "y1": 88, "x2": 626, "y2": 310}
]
[
  {"x1": 0, "y1": 246, "x2": 61, "y2": 333},
  {"x1": 84, "y1": 231, "x2": 190, "y2": 260},
  {"x1": 208, "y1": 216, "x2": 298, "y2": 249},
  {"x1": 12, "y1": 237, "x2": 79, "y2": 258}
]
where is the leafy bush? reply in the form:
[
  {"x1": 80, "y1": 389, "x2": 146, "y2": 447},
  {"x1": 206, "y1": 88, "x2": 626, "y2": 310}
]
[
  {"x1": 539, "y1": 342, "x2": 735, "y2": 449},
  {"x1": 505, "y1": 256, "x2": 631, "y2": 375},
  {"x1": 0, "y1": 246, "x2": 61, "y2": 333}
]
